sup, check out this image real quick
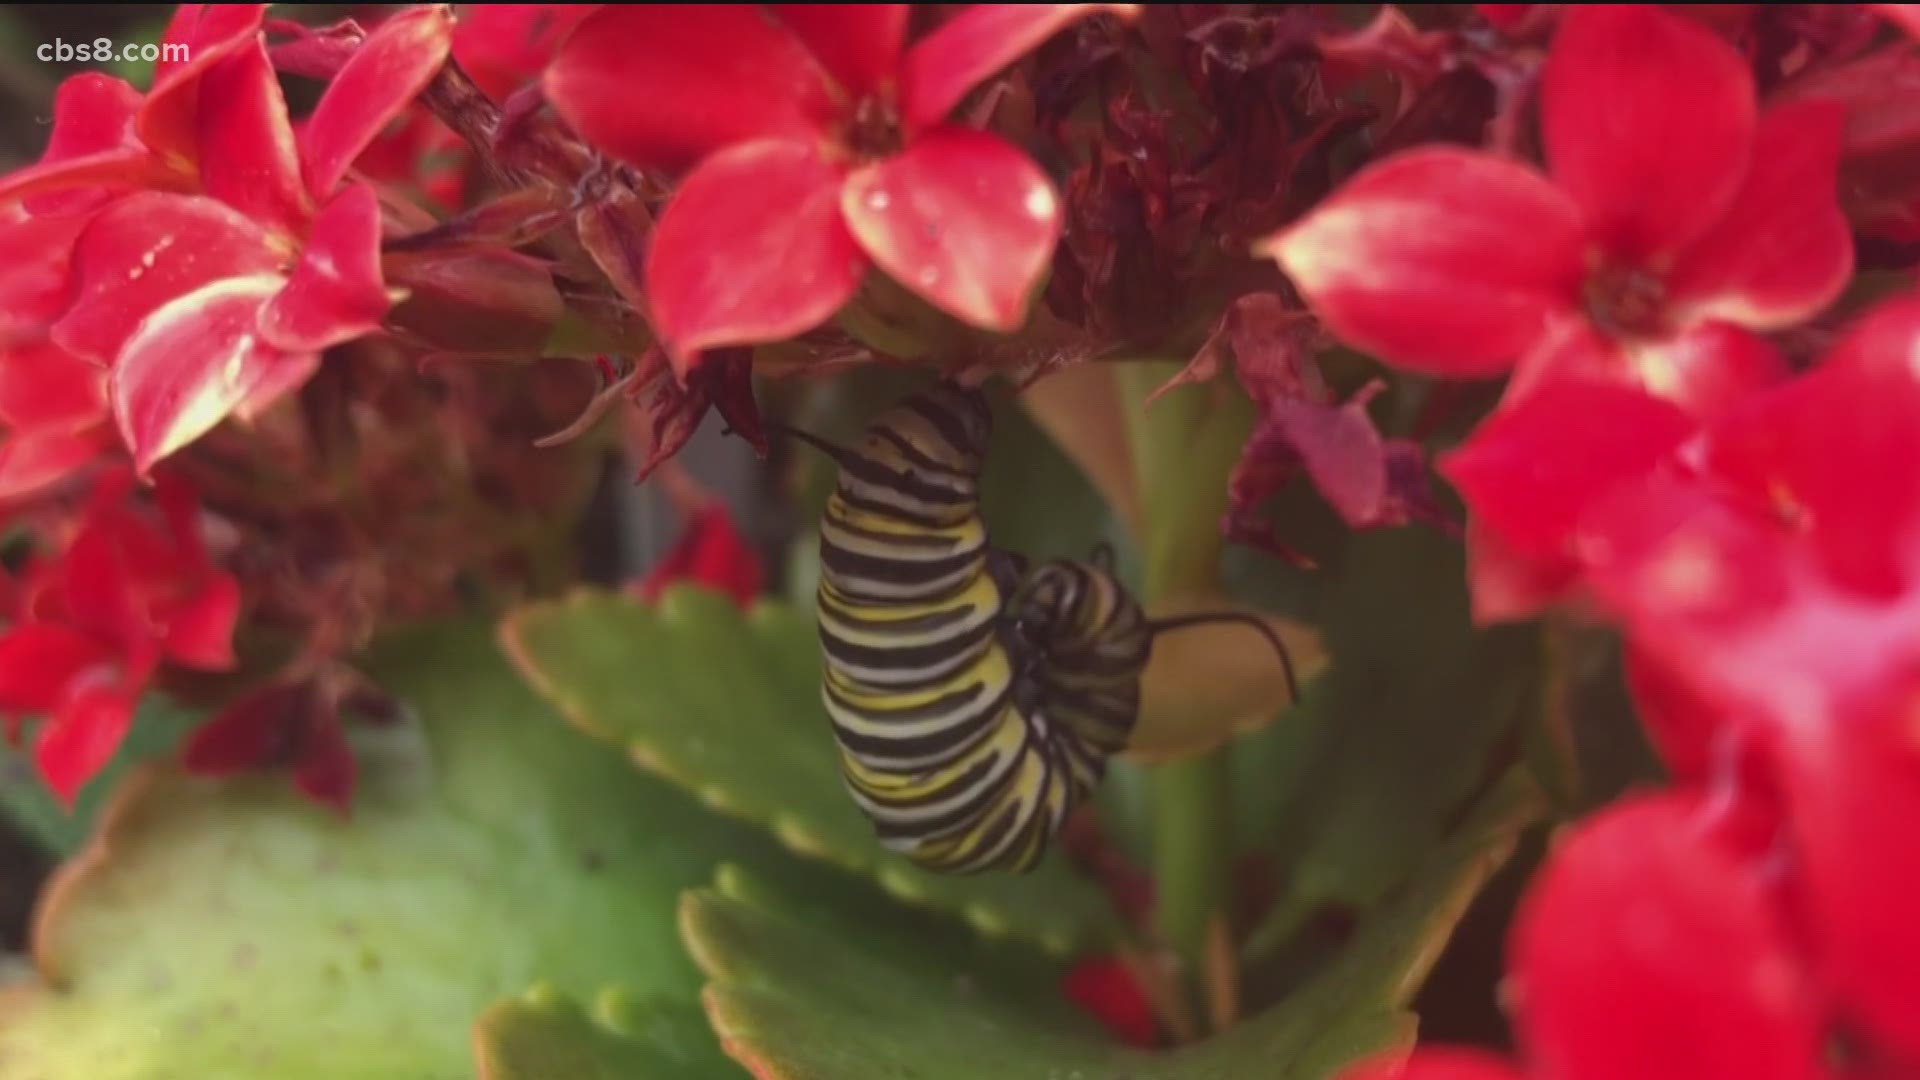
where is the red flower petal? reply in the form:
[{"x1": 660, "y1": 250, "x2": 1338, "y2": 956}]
[
  {"x1": 841, "y1": 127, "x2": 1060, "y2": 332},
  {"x1": 1463, "y1": 514, "x2": 1582, "y2": 624},
  {"x1": 1338, "y1": 1049, "x2": 1525, "y2": 1080},
  {"x1": 1512, "y1": 318, "x2": 1789, "y2": 423},
  {"x1": 109, "y1": 274, "x2": 306, "y2": 474},
  {"x1": 0, "y1": 75, "x2": 173, "y2": 211},
  {"x1": 0, "y1": 624, "x2": 111, "y2": 713},
  {"x1": 301, "y1": 4, "x2": 454, "y2": 199},
  {"x1": 1259, "y1": 148, "x2": 1583, "y2": 377},
  {"x1": 1664, "y1": 102, "x2": 1852, "y2": 331},
  {"x1": 646, "y1": 140, "x2": 862, "y2": 371},
  {"x1": 293, "y1": 716, "x2": 357, "y2": 816},
  {"x1": 636, "y1": 503, "x2": 764, "y2": 609},
  {"x1": 1781, "y1": 695, "x2": 1920, "y2": 1061},
  {"x1": 35, "y1": 681, "x2": 138, "y2": 806},
  {"x1": 259, "y1": 185, "x2": 392, "y2": 353},
  {"x1": 53, "y1": 192, "x2": 285, "y2": 366},
  {"x1": 139, "y1": 4, "x2": 270, "y2": 164},
  {"x1": 451, "y1": 4, "x2": 596, "y2": 101},
  {"x1": 196, "y1": 41, "x2": 309, "y2": 236},
  {"x1": 1705, "y1": 296, "x2": 1920, "y2": 599},
  {"x1": 543, "y1": 5, "x2": 839, "y2": 174},
  {"x1": 0, "y1": 342, "x2": 107, "y2": 430},
  {"x1": 0, "y1": 428, "x2": 110, "y2": 501},
  {"x1": 1510, "y1": 794, "x2": 1825, "y2": 1080},
  {"x1": 1444, "y1": 378, "x2": 1696, "y2": 557},
  {"x1": 0, "y1": 210, "x2": 88, "y2": 344},
  {"x1": 1540, "y1": 4, "x2": 1756, "y2": 264},
  {"x1": 158, "y1": 573, "x2": 239, "y2": 671},
  {"x1": 1060, "y1": 956, "x2": 1159, "y2": 1049},
  {"x1": 773, "y1": 5, "x2": 909, "y2": 101},
  {"x1": 1871, "y1": 3, "x2": 1920, "y2": 38},
  {"x1": 181, "y1": 681, "x2": 307, "y2": 776},
  {"x1": 899, "y1": 5, "x2": 1135, "y2": 133}
]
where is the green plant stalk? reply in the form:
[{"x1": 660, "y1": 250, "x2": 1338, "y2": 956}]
[{"x1": 1114, "y1": 361, "x2": 1256, "y2": 1003}]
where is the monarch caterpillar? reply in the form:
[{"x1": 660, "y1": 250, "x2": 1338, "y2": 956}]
[{"x1": 791, "y1": 383, "x2": 1298, "y2": 874}]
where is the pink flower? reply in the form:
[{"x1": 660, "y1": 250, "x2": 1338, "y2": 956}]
[
  {"x1": 0, "y1": 4, "x2": 451, "y2": 472},
  {"x1": 1261, "y1": 5, "x2": 1852, "y2": 620},
  {"x1": 544, "y1": 4, "x2": 1135, "y2": 373},
  {"x1": 0, "y1": 472, "x2": 238, "y2": 803}
]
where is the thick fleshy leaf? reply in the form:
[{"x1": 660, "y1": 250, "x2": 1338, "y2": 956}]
[
  {"x1": 900, "y1": 4, "x2": 1135, "y2": 133},
  {"x1": 647, "y1": 140, "x2": 863, "y2": 371},
  {"x1": 1540, "y1": 4, "x2": 1755, "y2": 264},
  {"x1": 109, "y1": 274, "x2": 304, "y2": 474},
  {"x1": 472, "y1": 987, "x2": 739, "y2": 1079},
  {"x1": 1664, "y1": 102, "x2": 1852, "y2": 330},
  {"x1": 259, "y1": 185, "x2": 393, "y2": 353},
  {"x1": 1509, "y1": 795, "x2": 1825, "y2": 1080},
  {"x1": 33, "y1": 684, "x2": 138, "y2": 807},
  {"x1": 1442, "y1": 379, "x2": 1696, "y2": 559},
  {"x1": 451, "y1": 4, "x2": 597, "y2": 100},
  {"x1": 1242, "y1": 532, "x2": 1543, "y2": 945},
  {"x1": 195, "y1": 41, "x2": 309, "y2": 235},
  {"x1": 774, "y1": 5, "x2": 909, "y2": 100},
  {"x1": 138, "y1": 3, "x2": 270, "y2": 163},
  {"x1": 544, "y1": 5, "x2": 839, "y2": 173},
  {"x1": 842, "y1": 127, "x2": 1061, "y2": 332},
  {"x1": 0, "y1": 621, "x2": 839, "y2": 1077},
  {"x1": 501, "y1": 586, "x2": 1120, "y2": 954},
  {"x1": 684, "y1": 774, "x2": 1535, "y2": 1079},
  {"x1": 0, "y1": 625, "x2": 112, "y2": 714},
  {"x1": 301, "y1": 5, "x2": 454, "y2": 199},
  {"x1": 53, "y1": 192, "x2": 285, "y2": 366},
  {"x1": 1260, "y1": 148, "x2": 1583, "y2": 376}
]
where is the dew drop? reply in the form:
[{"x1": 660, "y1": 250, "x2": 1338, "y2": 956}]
[{"x1": 863, "y1": 189, "x2": 892, "y2": 212}]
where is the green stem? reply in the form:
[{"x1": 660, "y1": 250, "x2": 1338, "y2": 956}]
[
  {"x1": 1149, "y1": 747, "x2": 1233, "y2": 963},
  {"x1": 1112, "y1": 360, "x2": 1257, "y2": 1019}
]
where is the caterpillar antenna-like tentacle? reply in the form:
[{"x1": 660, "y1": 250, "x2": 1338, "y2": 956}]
[{"x1": 1146, "y1": 611, "x2": 1301, "y2": 704}]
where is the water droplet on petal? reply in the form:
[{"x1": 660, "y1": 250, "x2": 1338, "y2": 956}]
[{"x1": 864, "y1": 190, "x2": 891, "y2": 212}]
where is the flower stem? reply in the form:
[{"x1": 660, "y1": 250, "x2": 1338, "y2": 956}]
[{"x1": 1149, "y1": 745, "x2": 1233, "y2": 970}]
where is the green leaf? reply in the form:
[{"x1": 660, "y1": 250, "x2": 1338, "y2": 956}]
[
  {"x1": 1247, "y1": 529, "x2": 1545, "y2": 960},
  {"x1": 682, "y1": 774, "x2": 1538, "y2": 1079},
  {"x1": 502, "y1": 586, "x2": 1122, "y2": 955},
  {"x1": 0, "y1": 697, "x2": 200, "y2": 855},
  {"x1": 475, "y1": 985, "x2": 736, "y2": 1079},
  {"x1": 0, "y1": 619, "x2": 834, "y2": 1078}
]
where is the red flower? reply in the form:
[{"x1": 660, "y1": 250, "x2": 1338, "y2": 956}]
[
  {"x1": 1263, "y1": 5, "x2": 1852, "y2": 620},
  {"x1": 181, "y1": 678, "x2": 358, "y2": 815},
  {"x1": 0, "y1": 473, "x2": 238, "y2": 804},
  {"x1": 0, "y1": 4, "x2": 450, "y2": 472},
  {"x1": 1344, "y1": 794, "x2": 1828, "y2": 1080},
  {"x1": 632, "y1": 468, "x2": 764, "y2": 609},
  {"x1": 0, "y1": 207, "x2": 113, "y2": 499},
  {"x1": 451, "y1": 4, "x2": 596, "y2": 101},
  {"x1": 544, "y1": 4, "x2": 1134, "y2": 372},
  {"x1": 1060, "y1": 956, "x2": 1159, "y2": 1049}
]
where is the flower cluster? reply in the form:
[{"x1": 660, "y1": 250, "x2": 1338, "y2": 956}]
[
  {"x1": 1267, "y1": 6, "x2": 1920, "y2": 1076},
  {"x1": 0, "y1": 4, "x2": 1915, "y2": 1073}
]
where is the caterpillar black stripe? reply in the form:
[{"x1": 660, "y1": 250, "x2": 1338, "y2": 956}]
[{"x1": 796, "y1": 383, "x2": 1299, "y2": 875}]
